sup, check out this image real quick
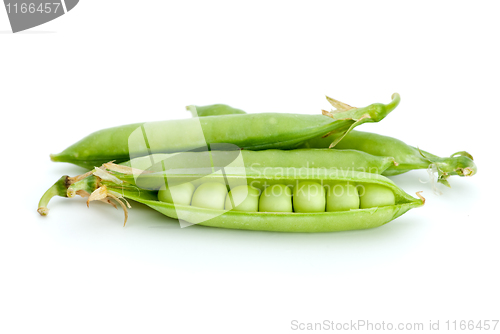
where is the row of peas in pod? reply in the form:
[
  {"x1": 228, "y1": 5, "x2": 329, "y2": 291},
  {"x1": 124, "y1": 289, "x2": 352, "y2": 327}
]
[{"x1": 158, "y1": 181, "x2": 395, "y2": 213}]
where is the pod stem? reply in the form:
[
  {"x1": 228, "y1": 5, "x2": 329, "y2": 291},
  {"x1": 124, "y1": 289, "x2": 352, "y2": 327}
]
[
  {"x1": 186, "y1": 105, "x2": 198, "y2": 117},
  {"x1": 385, "y1": 93, "x2": 401, "y2": 115},
  {"x1": 37, "y1": 176, "x2": 71, "y2": 216},
  {"x1": 38, "y1": 164, "x2": 141, "y2": 225},
  {"x1": 418, "y1": 149, "x2": 477, "y2": 187}
]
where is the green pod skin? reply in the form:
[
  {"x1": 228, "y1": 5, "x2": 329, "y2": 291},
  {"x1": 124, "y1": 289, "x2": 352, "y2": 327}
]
[
  {"x1": 121, "y1": 149, "x2": 397, "y2": 190},
  {"x1": 243, "y1": 149, "x2": 395, "y2": 175},
  {"x1": 50, "y1": 94, "x2": 400, "y2": 169},
  {"x1": 39, "y1": 166, "x2": 424, "y2": 233},
  {"x1": 300, "y1": 130, "x2": 477, "y2": 186}
]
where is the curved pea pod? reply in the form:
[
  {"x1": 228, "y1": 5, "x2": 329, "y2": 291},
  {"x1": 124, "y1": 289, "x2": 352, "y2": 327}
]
[
  {"x1": 300, "y1": 130, "x2": 477, "y2": 187},
  {"x1": 49, "y1": 94, "x2": 400, "y2": 169},
  {"x1": 38, "y1": 165, "x2": 424, "y2": 233}
]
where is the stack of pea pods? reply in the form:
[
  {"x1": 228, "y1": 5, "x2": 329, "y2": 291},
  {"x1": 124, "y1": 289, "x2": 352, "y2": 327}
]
[{"x1": 38, "y1": 93, "x2": 476, "y2": 232}]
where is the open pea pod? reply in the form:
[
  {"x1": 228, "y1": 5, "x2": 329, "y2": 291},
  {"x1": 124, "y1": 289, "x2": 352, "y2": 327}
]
[
  {"x1": 38, "y1": 164, "x2": 424, "y2": 233},
  {"x1": 50, "y1": 94, "x2": 400, "y2": 169}
]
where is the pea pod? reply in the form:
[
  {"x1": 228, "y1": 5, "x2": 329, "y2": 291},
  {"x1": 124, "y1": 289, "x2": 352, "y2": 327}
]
[
  {"x1": 121, "y1": 148, "x2": 397, "y2": 187},
  {"x1": 191, "y1": 103, "x2": 477, "y2": 186},
  {"x1": 300, "y1": 130, "x2": 477, "y2": 187},
  {"x1": 37, "y1": 164, "x2": 424, "y2": 233},
  {"x1": 50, "y1": 94, "x2": 400, "y2": 169}
]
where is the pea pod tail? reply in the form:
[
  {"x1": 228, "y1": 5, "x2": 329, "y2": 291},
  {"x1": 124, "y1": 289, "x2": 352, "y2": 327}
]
[
  {"x1": 301, "y1": 130, "x2": 477, "y2": 188},
  {"x1": 322, "y1": 93, "x2": 400, "y2": 148},
  {"x1": 37, "y1": 176, "x2": 71, "y2": 216},
  {"x1": 418, "y1": 149, "x2": 477, "y2": 187},
  {"x1": 37, "y1": 166, "x2": 134, "y2": 225},
  {"x1": 37, "y1": 172, "x2": 94, "y2": 216}
]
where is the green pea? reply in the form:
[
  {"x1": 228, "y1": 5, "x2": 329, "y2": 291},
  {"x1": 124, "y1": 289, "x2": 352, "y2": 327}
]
[
  {"x1": 259, "y1": 184, "x2": 292, "y2": 212},
  {"x1": 293, "y1": 181, "x2": 325, "y2": 213},
  {"x1": 326, "y1": 182, "x2": 359, "y2": 212},
  {"x1": 359, "y1": 183, "x2": 395, "y2": 208},
  {"x1": 225, "y1": 185, "x2": 260, "y2": 212},
  {"x1": 157, "y1": 182, "x2": 195, "y2": 206},
  {"x1": 191, "y1": 182, "x2": 228, "y2": 210}
]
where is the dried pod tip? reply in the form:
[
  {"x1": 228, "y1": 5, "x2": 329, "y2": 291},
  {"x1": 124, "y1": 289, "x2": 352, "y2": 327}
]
[
  {"x1": 415, "y1": 191, "x2": 426, "y2": 205},
  {"x1": 67, "y1": 188, "x2": 76, "y2": 198},
  {"x1": 37, "y1": 207, "x2": 49, "y2": 216},
  {"x1": 463, "y1": 167, "x2": 475, "y2": 177},
  {"x1": 37, "y1": 175, "x2": 71, "y2": 216}
]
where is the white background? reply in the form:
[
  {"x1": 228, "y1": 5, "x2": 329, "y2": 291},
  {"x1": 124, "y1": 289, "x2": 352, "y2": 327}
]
[{"x1": 1, "y1": 1, "x2": 499, "y2": 333}]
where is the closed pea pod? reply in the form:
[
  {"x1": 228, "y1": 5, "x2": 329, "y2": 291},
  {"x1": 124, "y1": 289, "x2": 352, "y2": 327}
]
[
  {"x1": 50, "y1": 94, "x2": 400, "y2": 169},
  {"x1": 116, "y1": 149, "x2": 397, "y2": 191}
]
